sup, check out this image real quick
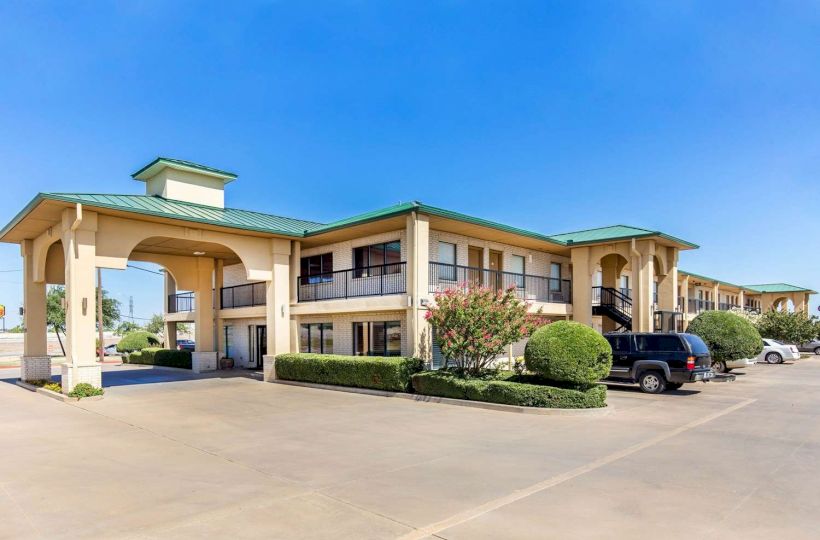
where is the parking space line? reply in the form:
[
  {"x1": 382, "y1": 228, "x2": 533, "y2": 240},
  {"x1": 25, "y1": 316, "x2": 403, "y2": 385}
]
[{"x1": 397, "y1": 397, "x2": 757, "y2": 540}]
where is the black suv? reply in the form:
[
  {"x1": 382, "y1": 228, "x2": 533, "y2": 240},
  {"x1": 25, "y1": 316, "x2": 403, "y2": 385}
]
[{"x1": 604, "y1": 332, "x2": 714, "y2": 393}]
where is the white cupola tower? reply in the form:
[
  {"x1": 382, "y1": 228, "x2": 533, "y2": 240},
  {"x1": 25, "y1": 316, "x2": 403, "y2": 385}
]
[{"x1": 131, "y1": 157, "x2": 237, "y2": 208}]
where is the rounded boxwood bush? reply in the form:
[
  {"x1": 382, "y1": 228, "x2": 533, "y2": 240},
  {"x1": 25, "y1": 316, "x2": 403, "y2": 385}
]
[
  {"x1": 524, "y1": 321, "x2": 613, "y2": 385},
  {"x1": 116, "y1": 331, "x2": 160, "y2": 353},
  {"x1": 686, "y1": 311, "x2": 762, "y2": 362}
]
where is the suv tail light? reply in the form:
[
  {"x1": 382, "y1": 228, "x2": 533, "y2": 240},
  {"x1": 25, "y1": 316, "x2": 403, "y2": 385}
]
[{"x1": 687, "y1": 356, "x2": 696, "y2": 370}]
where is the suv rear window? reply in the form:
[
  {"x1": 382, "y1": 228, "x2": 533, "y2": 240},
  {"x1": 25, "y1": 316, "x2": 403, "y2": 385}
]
[
  {"x1": 682, "y1": 334, "x2": 710, "y2": 355},
  {"x1": 635, "y1": 334, "x2": 686, "y2": 352},
  {"x1": 606, "y1": 334, "x2": 631, "y2": 353}
]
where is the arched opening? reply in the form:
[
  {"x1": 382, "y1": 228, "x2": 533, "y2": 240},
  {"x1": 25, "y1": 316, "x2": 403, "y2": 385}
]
[{"x1": 593, "y1": 253, "x2": 631, "y2": 333}]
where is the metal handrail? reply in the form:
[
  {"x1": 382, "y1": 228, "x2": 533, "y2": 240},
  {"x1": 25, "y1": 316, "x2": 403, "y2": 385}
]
[
  {"x1": 428, "y1": 262, "x2": 571, "y2": 303},
  {"x1": 221, "y1": 282, "x2": 267, "y2": 309},
  {"x1": 297, "y1": 262, "x2": 406, "y2": 302}
]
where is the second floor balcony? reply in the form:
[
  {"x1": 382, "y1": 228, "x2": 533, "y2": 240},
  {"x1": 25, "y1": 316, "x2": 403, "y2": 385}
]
[
  {"x1": 428, "y1": 262, "x2": 571, "y2": 303},
  {"x1": 168, "y1": 292, "x2": 195, "y2": 313},
  {"x1": 298, "y1": 262, "x2": 407, "y2": 302}
]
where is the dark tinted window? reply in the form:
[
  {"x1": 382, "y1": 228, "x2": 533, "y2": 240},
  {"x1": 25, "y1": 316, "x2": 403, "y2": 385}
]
[
  {"x1": 606, "y1": 335, "x2": 630, "y2": 353},
  {"x1": 635, "y1": 334, "x2": 686, "y2": 352},
  {"x1": 682, "y1": 334, "x2": 709, "y2": 355}
]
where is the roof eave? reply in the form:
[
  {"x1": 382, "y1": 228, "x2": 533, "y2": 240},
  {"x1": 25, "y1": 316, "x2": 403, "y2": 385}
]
[
  {"x1": 563, "y1": 232, "x2": 699, "y2": 249},
  {"x1": 0, "y1": 193, "x2": 48, "y2": 243}
]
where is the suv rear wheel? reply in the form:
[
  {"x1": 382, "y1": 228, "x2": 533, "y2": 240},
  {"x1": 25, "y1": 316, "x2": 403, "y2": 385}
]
[
  {"x1": 765, "y1": 352, "x2": 783, "y2": 364},
  {"x1": 638, "y1": 371, "x2": 667, "y2": 394},
  {"x1": 712, "y1": 360, "x2": 727, "y2": 374}
]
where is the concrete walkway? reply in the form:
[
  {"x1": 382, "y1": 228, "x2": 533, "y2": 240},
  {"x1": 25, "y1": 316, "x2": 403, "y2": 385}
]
[{"x1": 1, "y1": 359, "x2": 819, "y2": 539}]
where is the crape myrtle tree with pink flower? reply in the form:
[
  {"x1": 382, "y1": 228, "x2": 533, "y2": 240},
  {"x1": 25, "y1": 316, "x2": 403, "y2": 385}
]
[{"x1": 425, "y1": 284, "x2": 547, "y2": 376}]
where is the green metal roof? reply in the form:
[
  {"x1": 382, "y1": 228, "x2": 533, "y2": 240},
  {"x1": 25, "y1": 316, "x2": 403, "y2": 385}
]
[
  {"x1": 679, "y1": 270, "x2": 749, "y2": 290},
  {"x1": 743, "y1": 283, "x2": 817, "y2": 294},
  {"x1": 9, "y1": 193, "x2": 325, "y2": 237},
  {"x1": 547, "y1": 224, "x2": 698, "y2": 248},
  {"x1": 131, "y1": 157, "x2": 237, "y2": 180},
  {"x1": 0, "y1": 192, "x2": 697, "y2": 251}
]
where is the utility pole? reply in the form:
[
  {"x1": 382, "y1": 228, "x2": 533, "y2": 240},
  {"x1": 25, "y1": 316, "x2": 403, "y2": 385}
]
[
  {"x1": 98, "y1": 268, "x2": 104, "y2": 363},
  {"x1": 129, "y1": 296, "x2": 134, "y2": 322}
]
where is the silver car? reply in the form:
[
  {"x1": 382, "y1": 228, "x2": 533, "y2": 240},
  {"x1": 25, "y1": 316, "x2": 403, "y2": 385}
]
[
  {"x1": 757, "y1": 339, "x2": 800, "y2": 364},
  {"x1": 797, "y1": 340, "x2": 820, "y2": 355}
]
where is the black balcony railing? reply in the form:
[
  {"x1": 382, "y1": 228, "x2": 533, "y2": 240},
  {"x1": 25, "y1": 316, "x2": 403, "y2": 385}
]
[
  {"x1": 428, "y1": 262, "x2": 571, "y2": 303},
  {"x1": 221, "y1": 282, "x2": 266, "y2": 309},
  {"x1": 592, "y1": 286, "x2": 633, "y2": 316},
  {"x1": 688, "y1": 298, "x2": 715, "y2": 313},
  {"x1": 298, "y1": 262, "x2": 406, "y2": 302},
  {"x1": 168, "y1": 292, "x2": 194, "y2": 313}
]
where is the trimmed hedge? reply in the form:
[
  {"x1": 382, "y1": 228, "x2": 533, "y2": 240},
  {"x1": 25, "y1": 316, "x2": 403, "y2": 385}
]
[
  {"x1": 687, "y1": 311, "x2": 762, "y2": 362},
  {"x1": 116, "y1": 331, "x2": 160, "y2": 353},
  {"x1": 524, "y1": 321, "x2": 613, "y2": 384},
  {"x1": 411, "y1": 370, "x2": 606, "y2": 409},
  {"x1": 275, "y1": 353, "x2": 424, "y2": 392},
  {"x1": 127, "y1": 348, "x2": 192, "y2": 369}
]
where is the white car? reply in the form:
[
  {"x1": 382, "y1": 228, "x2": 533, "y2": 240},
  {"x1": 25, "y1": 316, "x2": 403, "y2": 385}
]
[
  {"x1": 712, "y1": 356, "x2": 756, "y2": 374},
  {"x1": 757, "y1": 339, "x2": 800, "y2": 364}
]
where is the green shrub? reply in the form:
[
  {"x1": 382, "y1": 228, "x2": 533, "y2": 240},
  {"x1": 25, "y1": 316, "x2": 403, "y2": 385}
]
[
  {"x1": 44, "y1": 382, "x2": 62, "y2": 393},
  {"x1": 687, "y1": 311, "x2": 762, "y2": 362},
  {"x1": 411, "y1": 370, "x2": 606, "y2": 409},
  {"x1": 524, "y1": 321, "x2": 613, "y2": 384},
  {"x1": 116, "y1": 331, "x2": 160, "y2": 353},
  {"x1": 126, "y1": 348, "x2": 192, "y2": 369},
  {"x1": 275, "y1": 353, "x2": 424, "y2": 392},
  {"x1": 153, "y1": 349, "x2": 192, "y2": 369},
  {"x1": 68, "y1": 383, "x2": 104, "y2": 399}
]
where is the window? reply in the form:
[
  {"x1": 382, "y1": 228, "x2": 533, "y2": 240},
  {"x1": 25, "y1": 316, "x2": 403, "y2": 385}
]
[
  {"x1": 353, "y1": 241, "x2": 401, "y2": 278},
  {"x1": 439, "y1": 242, "x2": 457, "y2": 281},
  {"x1": 299, "y1": 323, "x2": 333, "y2": 354},
  {"x1": 353, "y1": 321, "x2": 401, "y2": 356},
  {"x1": 300, "y1": 253, "x2": 333, "y2": 284},
  {"x1": 550, "y1": 262, "x2": 562, "y2": 291},
  {"x1": 635, "y1": 334, "x2": 685, "y2": 352},
  {"x1": 510, "y1": 255, "x2": 525, "y2": 288},
  {"x1": 223, "y1": 326, "x2": 231, "y2": 358},
  {"x1": 653, "y1": 281, "x2": 659, "y2": 305},
  {"x1": 594, "y1": 271, "x2": 602, "y2": 287},
  {"x1": 620, "y1": 275, "x2": 630, "y2": 297}
]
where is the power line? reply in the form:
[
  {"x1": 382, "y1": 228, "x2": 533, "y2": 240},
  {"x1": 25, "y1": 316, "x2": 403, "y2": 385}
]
[{"x1": 126, "y1": 264, "x2": 164, "y2": 276}]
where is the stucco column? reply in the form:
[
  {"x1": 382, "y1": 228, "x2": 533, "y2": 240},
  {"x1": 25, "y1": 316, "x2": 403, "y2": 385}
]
[
  {"x1": 163, "y1": 270, "x2": 177, "y2": 349},
  {"x1": 21, "y1": 239, "x2": 50, "y2": 382},
  {"x1": 288, "y1": 241, "x2": 301, "y2": 353},
  {"x1": 406, "y1": 212, "x2": 430, "y2": 360},
  {"x1": 570, "y1": 247, "x2": 592, "y2": 327},
  {"x1": 192, "y1": 257, "x2": 216, "y2": 372},
  {"x1": 631, "y1": 240, "x2": 655, "y2": 333},
  {"x1": 263, "y1": 239, "x2": 291, "y2": 381},
  {"x1": 215, "y1": 259, "x2": 225, "y2": 358},
  {"x1": 657, "y1": 248, "x2": 678, "y2": 314},
  {"x1": 680, "y1": 274, "x2": 690, "y2": 329},
  {"x1": 713, "y1": 284, "x2": 720, "y2": 310},
  {"x1": 60, "y1": 207, "x2": 101, "y2": 393}
]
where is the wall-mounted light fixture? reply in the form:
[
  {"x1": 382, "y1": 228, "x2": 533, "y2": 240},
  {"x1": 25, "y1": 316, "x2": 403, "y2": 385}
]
[
  {"x1": 193, "y1": 251, "x2": 205, "y2": 256},
  {"x1": 82, "y1": 297, "x2": 87, "y2": 315}
]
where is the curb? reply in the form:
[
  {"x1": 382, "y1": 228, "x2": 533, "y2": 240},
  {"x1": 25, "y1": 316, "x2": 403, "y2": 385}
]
[
  {"x1": 16, "y1": 380, "x2": 104, "y2": 403},
  {"x1": 271, "y1": 379, "x2": 610, "y2": 416}
]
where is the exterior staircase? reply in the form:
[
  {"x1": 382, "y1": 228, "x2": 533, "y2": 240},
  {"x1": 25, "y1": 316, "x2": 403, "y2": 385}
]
[{"x1": 592, "y1": 286, "x2": 632, "y2": 331}]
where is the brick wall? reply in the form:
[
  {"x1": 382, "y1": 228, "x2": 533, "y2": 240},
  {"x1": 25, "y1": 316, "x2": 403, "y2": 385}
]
[{"x1": 297, "y1": 310, "x2": 408, "y2": 356}]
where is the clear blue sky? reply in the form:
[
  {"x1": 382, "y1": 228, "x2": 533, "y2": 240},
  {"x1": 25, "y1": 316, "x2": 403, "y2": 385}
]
[{"x1": 1, "y1": 1, "x2": 818, "y2": 326}]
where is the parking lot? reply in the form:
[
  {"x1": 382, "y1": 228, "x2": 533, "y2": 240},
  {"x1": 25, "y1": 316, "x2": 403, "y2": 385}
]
[{"x1": 1, "y1": 358, "x2": 819, "y2": 539}]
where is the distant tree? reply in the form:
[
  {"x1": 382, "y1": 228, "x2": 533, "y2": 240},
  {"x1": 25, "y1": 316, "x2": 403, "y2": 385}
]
[
  {"x1": 146, "y1": 314, "x2": 165, "y2": 335},
  {"x1": 755, "y1": 311, "x2": 819, "y2": 345},
  {"x1": 115, "y1": 321, "x2": 142, "y2": 336},
  {"x1": 7, "y1": 324, "x2": 25, "y2": 333}
]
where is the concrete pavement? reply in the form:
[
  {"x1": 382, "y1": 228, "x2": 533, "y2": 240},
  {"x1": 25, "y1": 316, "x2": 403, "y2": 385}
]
[{"x1": 1, "y1": 358, "x2": 819, "y2": 539}]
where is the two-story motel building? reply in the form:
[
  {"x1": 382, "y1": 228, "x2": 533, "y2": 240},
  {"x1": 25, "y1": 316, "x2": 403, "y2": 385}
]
[{"x1": 1, "y1": 158, "x2": 815, "y2": 393}]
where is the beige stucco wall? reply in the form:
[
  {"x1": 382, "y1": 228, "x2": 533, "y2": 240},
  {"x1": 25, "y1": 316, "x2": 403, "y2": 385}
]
[{"x1": 428, "y1": 229, "x2": 570, "y2": 278}]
